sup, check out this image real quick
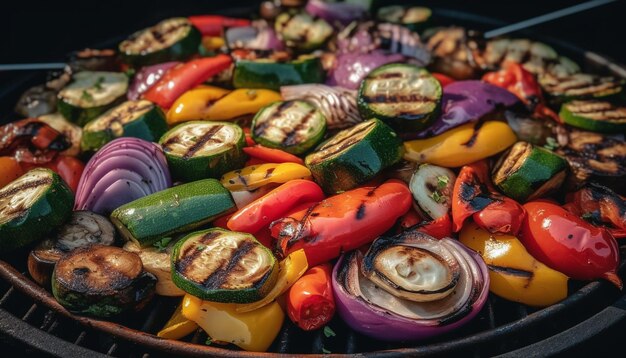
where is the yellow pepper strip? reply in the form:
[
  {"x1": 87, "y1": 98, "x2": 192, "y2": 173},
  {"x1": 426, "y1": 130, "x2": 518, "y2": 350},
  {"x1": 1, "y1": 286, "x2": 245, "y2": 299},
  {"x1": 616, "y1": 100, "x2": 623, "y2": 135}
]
[
  {"x1": 221, "y1": 163, "x2": 312, "y2": 191},
  {"x1": 403, "y1": 121, "x2": 517, "y2": 167},
  {"x1": 157, "y1": 303, "x2": 199, "y2": 339},
  {"x1": 202, "y1": 36, "x2": 225, "y2": 51},
  {"x1": 203, "y1": 89, "x2": 282, "y2": 121},
  {"x1": 182, "y1": 294, "x2": 284, "y2": 352},
  {"x1": 236, "y1": 249, "x2": 308, "y2": 313},
  {"x1": 459, "y1": 222, "x2": 568, "y2": 307},
  {"x1": 166, "y1": 85, "x2": 230, "y2": 125}
]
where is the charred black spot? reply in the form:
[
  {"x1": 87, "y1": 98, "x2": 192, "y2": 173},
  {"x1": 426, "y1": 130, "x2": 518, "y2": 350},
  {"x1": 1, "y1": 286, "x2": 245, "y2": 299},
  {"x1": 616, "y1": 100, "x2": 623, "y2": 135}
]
[
  {"x1": 487, "y1": 264, "x2": 533, "y2": 278},
  {"x1": 459, "y1": 182, "x2": 495, "y2": 211},
  {"x1": 356, "y1": 203, "x2": 366, "y2": 220}
]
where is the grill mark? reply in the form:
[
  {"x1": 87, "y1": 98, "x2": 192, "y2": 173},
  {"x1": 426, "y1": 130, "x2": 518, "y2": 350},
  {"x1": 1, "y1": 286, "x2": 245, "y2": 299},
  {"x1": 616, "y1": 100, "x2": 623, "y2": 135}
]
[
  {"x1": 281, "y1": 108, "x2": 317, "y2": 147},
  {"x1": 487, "y1": 264, "x2": 533, "y2": 278},
  {"x1": 317, "y1": 123, "x2": 373, "y2": 152},
  {"x1": 161, "y1": 136, "x2": 180, "y2": 148},
  {"x1": 140, "y1": 22, "x2": 187, "y2": 51},
  {"x1": 372, "y1": 72, "x2": 405, "y2": 79},
  {"x1": 176, "y1": 231, "x2": 223, "y2": 275},
  {"x1": 459, "y1": 182, "x2": 496, "y2": 211},
  {"x1": 98, "y1": 103, "x2": 153, "y2": 130},
  {"x1": 356, "y1": 203, "x2": 366, "y2": 220},
  {"x1": 202, "y1": 241, "x2": 257, "y2": 289},
  {"x1": 0, "y1": 177, "x2": 52, "y2": 200},
  {"x1": 362, "y1": 94, "x2": 436, "y2": 104},
  {"x1": 264, "y1": 168, "x2": 275, "y2": 179},
  {"x1": 461, "y1": 120, "x2": 486, "y2": 147},
  {"x1": 286, "y1": 202, "x2": 320, "y2": 250},
  {"x1": 183, "y1": 125, "x2": 224, "y2": 159}
]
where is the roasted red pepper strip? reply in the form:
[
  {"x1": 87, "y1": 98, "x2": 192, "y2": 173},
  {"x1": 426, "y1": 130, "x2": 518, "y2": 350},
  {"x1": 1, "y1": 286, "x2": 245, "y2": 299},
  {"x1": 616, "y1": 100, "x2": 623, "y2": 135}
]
[
  {"x1": 0, "y1": 119, "x2": 70, "y2": 164},
  {"x1": 432, "y1": 72, "x2": 455, "y2": 88},
  {"x1": 520, "y1": 201, "x2": 622, "y2": 288},
  {"x1": 188, "y1": 15, "x2": 251, "y2": 36},
  {"x1": 228, "y1": 179, "x2": 325, "y2": 234},
  {"x1": 564, "y1": 183, "x2": 626, "y2": 238},
  {"x1": 397, "y1": 210, "x2": 453, "y2": 239},
  {"x1": 286, "y1": 263, "x2": 335, "y2": 331},
  {"x1": 243, "y1": 145, "x2": 304, "y2": 165},
  {"x1": 482, "y1": 61, "x2": 561, "y2": 123},
  {"x1": 452, "y1": 161, "x2": 525, "y2": 235},
  {"x1": 271, "y1": 180, "x2": 412, "y2": 267},
  {"x1": 22, "y1": 155, "x2": 85, "y2": 193},
  {"x1": 143, "y1": 55, "x2": 233, "y2": 109}
]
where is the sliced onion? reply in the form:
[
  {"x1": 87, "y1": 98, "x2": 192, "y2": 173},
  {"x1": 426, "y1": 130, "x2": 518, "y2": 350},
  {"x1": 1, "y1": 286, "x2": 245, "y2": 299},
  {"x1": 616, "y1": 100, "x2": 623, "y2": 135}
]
[
  {"x1": 333, "y1": 232, "x2": 489, "y2": 341},
  {"x1": 281, "y1": 84, "x2": 361, "y2": 129},
  {"x1": 305, "y1": 0, "x2": 368, "y2": 26},
  {"x1": 326, "y1": 50, "x2": 405, "y2": 90},
  {"x1": 226, "y1": 21, "x2": 284, "y2": 51},
  {"x1": 409, "y1": 164, "x2": 456, "y2": 220},
  {"x1": 74, "y1": 137, "x2": 171, "y2": 215},
  {"x1": 127, "y1": 62, "x2": 179, "y2": 100}
]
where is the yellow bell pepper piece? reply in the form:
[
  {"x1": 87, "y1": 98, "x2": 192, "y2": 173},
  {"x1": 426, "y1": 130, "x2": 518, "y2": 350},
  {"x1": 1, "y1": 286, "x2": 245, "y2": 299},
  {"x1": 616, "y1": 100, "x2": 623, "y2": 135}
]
[
  {"x1": 203, "y1": 89, "x2": 282, "y2": 121},
  {"x1": 221, "y1": 163, "x2": 312, "y2": 191},
  {"x1": 459, "y1": 222, "x2": 568, "y2": 307},
  {"x1": 202, "y1": 36, "x2": 225, "y2": 51},
  {"x1": 182, "y1": 294, "x2": 284, "y2": 352},
  {"x1": 236, "y1": 249, "x2": 308, "y2": 313},
  {"x1": 157, "y1": 303, "x2": 199, "y2": 339},
  {"x1": 403, "y1": 121, "x2": 517, "y2": 167},
  {"x1": 166, "y1": 85, "x2": 230, "y2": 125}
]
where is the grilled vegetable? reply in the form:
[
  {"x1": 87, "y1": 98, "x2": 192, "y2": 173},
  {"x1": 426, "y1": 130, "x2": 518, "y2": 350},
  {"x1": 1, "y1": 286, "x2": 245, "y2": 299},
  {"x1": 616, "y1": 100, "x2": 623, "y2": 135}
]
[
  {"x1": 67, "y1": 48, "x2": 119, "y2": 72},
  {"x1": 58, "y1": 71, "x2": 129, "y2": 126},
  {"x1": 328, "y1": 50, "x2": 405, "y2": 90},
  {"x1": 82, "y1": 100, "x2": 168, "y2": 152},
  {"x1": 357, "y1": 64, "x2": 442, "y2": 132},
  {"x1": 123, "y1": 240, "x2": 185, "y2": 296},
  {"x1": 28, "y1": 211, "x2": 115, "y2": 287},
  {"x1": 305, "y1": 0, "x2": 368, "y2": 26},
  {"x1": 182, "y1": 294, "x2": 284, "y2": 352},
  {"x1": 0, "y1": 168, "x2": 73, "y2": 253},
  {"x1": 286, "y1": 263, "x2": 335, "y2": 331},
  {"x1": 160, "y1": 121, "x2": 246, "y2": 182},
  {"x1": 560, "y1": 100, "x2": 626, "y2": 133},
  {"x1": 233, "y1": 56, "x2": 325, "y2": 91},
  {"x1": 251, "y1": 100, "x2": 326, "y2": 155},
  {"x1": 157, "y1": 303, "x2": 198, "y2": 339},
  {"x1": 127, "y1": 62, "x2": 180, "y2": 101},
  {"x1": 0, "y1": 118, "x2": 71, "y2": 164},
  {"x1": 556, "y1": 129, "x2": 626, "y2": 195},
  {"x1": 15, "y1": 85, "x2": 58, "y2": 118},
  {"x1": 305, "y1": 119, "x2": 402, "y2": 194},
  {"x1": 52, "y1": 245, "x2": 157, "y2": 317},
  {"x1": 111, "y1": 179, "x2": 235, "y2": 247},
  {"x1": 0, "y1": 157, "x2": 23, "y2": 189},
  {"x1": 460, "y1": 222, "x2": 568, "y2": 307},
  {"x1": 188, "y1": 15, "x2": 251, "y2": 36},
  {"x1": 119, "y1": 17, "x2": 201, "y2": 67},
  {"x1": 38, "y1": 113, "x2": 82, "y2": 157},
  {"x1": 221, "y1": 162, "x2": 311, "y2": 191},
  {"x1": 332, "y1": 233, "x2": 489, "y2": 341},
  {"x1": 425, "y1": 27, "x2": 483, "y2": 80},
  {"x1": 492, "y1": 141, "x2": 568, "y2": 202},
  {"x1": 403, "y1": 121, "x2": 517, "y2": 167},
  {"x1": 171, "y1": 228, "x2": 278, "y2": 303},
  {"x1": 376, "y1": 6, "x2": 432, "y2": 31},
  {"x1": 409, "y1": 164, "x2": 456, "y2": 220},
  {"x1": 564, "y1": 183, "x2": 626, "y2": 238},
  {"x1": 275, "y1": 12, "x2": 333, "y2": 50},
  {"x1": 539, "y1": 73, "x2": 624, "y2": 104}
]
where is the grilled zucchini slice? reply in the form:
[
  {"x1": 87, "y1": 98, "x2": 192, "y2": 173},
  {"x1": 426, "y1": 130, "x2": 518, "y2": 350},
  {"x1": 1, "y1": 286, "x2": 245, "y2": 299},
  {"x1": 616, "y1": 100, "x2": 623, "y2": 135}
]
[
  {"x1": 539, "y1": 73, "x2": 624, "y2": 104},
  {"x1": 233, "y1": 56, "x2": 325, "y2": 91},
  {"x1": 559, "y1": 100, "x2": 626, "y2": 133},
  {"x1": 376, "y1": 6, "x2": 432, "y2": 31}
]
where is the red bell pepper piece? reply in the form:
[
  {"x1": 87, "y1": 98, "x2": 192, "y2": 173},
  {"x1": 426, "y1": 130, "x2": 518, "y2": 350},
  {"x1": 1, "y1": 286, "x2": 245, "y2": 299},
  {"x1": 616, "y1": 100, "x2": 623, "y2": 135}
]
[
  {"x1": 520, "y1": 201, "x2": 622, "y2": 288},
  {"x1": 271, "y1": 180, "x2": 412, "y2": 267},
  {"x1": 21, "y1": 155, "x2": 85, "y2": 193},
  {"x1": 482, "y1": 61, "x2": 561, "y2": 123},
  {"x1": 0, "y1": 157, "x2": 24, "y2": 189},
  {"x1": 286, "y1": 263, "x2": 335, "y2": 331},
  {"x1": 188, "y1": 15, "x2": 251, "y2": 36},
  {"x1": 0, "y1": 119, "x2": 70, "y2": 164},
  {"x1": 432, "y1": 72, "x2": 455, "y2": 88},
  {"x1": 243, "y1": 145, "x2": 304, "y2": 165},
  {"x1": 397, "y1": 209, "x2": 453, "y2": 239},
  {"x1": 143, "y1": 55, "x2": 232, "y2": 109},
  {"x1": 243, "y1": 127, "x2": 256, "y2": 147},
  {"x1": 227, "y1": 179, "x2": 325, "y2": 234},
  {"x1": 451, "y1": 161, "x2": 525, "y2": 235},
  {"x1": 564, "y1": 183, "x2": 626, "y2": 239}
]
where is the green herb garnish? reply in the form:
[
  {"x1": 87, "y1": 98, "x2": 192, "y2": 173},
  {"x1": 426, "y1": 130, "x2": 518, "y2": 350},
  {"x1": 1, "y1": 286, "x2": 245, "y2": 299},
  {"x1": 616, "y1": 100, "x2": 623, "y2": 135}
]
[
  {"x1": 81, "y1": 90, "x2": 94, "y2": 102},
  {"x1": 205, "y1": 337, "x2": 212, "y2": 345},
  {"x1": 323, "y1": 326, "x2": 336, "y2": 338},
  {"x1": 430, "y1": 190, "x2": 444, "y2": 203},
  {"x1": 436, "y1": 175, "x2": 449, "y2": 189},
  {"x1": 196, "y1": 244, "x2": 206, "y2": 251},
  {"x1": 94, "y1": 76, "x2": 105, "y2": 91},
  {"x1": 153, "y1": 237, "x2": 172, "y2": 252},
  {"x1": 543, "y1": 137, "x2": 559, "y2": 151}
]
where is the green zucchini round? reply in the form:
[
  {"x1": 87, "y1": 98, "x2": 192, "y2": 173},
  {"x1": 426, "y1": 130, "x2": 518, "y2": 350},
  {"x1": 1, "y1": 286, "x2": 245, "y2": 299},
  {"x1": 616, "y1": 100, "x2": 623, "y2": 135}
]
[
  {"x1": 233, "y1": 56, "x2": 325, "y2": 91},
  {"x1": 171, "y1": 228, "x2": 278, "y2": 303},
  {"x1": 492, "y1": 141, "x2": 569, "y2": 202},
  {"x1": 82, "y1": 100, "x2": 168, "y2": 152},
  {"x1": 539, "y1": 73, "x2": 624, "y2": 103},
  {"x1": 376, "y1": 5, "x2": 432, "y2": 32},
  {"x1": 305, "y1": 118, "x2": 403, "y2": 194},
  {"x1": 52, "y1": 244, "x2": 157, "y2": 317},
  {"x1": 251, "y1": 100, "x2": 326, "y2": 155},
  {"x1": 559, "y1": 100, "x2": 626, "y2": 133},
  {"x1": 0, "y1": 168, "x2": 74, "y2": 253},
  {"x1": 159, "y1": 121, "x2": 246, "y2": 182},
  {"x1": 119, "y1": 17, "x2": 201, "y2": 67},
  {"x1": 357, "y1": 63, "x2": 442, "y2": 132},
  {"x1": 57, "y1": 71, "x2": 129, "y2": 126},
  {"x1": 275, "y1": 12, "x2": 333, "y2": 51}
]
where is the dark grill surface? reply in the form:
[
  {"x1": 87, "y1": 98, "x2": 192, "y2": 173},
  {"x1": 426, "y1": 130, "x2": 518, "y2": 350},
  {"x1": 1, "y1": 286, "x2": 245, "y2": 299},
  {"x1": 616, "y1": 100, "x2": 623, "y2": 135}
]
[{"x1": 1, "y1": 3, "x2": 626, "y2": 357}]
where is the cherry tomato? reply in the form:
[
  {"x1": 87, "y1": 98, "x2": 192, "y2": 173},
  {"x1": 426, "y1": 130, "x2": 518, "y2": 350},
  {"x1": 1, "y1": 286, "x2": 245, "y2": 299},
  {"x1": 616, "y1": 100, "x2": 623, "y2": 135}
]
[{"x1": 286, "y1": 263, "x2": 335, "y2": 331}]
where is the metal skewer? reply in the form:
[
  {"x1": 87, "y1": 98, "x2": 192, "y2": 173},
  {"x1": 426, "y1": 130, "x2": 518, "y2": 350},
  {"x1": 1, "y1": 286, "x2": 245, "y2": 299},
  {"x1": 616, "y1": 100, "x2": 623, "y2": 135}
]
[
  {"x1": 484, "y1": 0, "x2": 617, "y2": 38},
  {"x1": 0, "y1": 62, "x2": 66, "y2": 71}
]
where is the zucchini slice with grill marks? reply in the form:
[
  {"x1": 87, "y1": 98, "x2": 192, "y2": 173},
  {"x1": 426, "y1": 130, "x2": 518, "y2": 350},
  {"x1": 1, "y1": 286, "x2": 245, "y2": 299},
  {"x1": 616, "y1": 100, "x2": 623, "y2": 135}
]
[
  {"x1": 559, "y1": 100, "x2": 626, "y2": 133},
  {"x1": 159, "y1": 121, "x2": 246, "y2": 182},
  {"x1": 82, "y1": 100, "x2": 168, "y2": 152},
  {"x1": 492, "y1": 141, "x2": 569, "y2": 202},
  {"x1": 539, "y1": 73, "x2": 624, "y2": 103},
  {"x1": 0, "y1": 168, "x2": 74, "y2": 253},
  {"x1": 171, "y1": 228, "x2": 278, "y2": 303},
  {"x1": 233, "y1": 56, "x2": 325, "y2": 91},
  {"x1": 376, "y1": 6, "x2": 432, "y2": 31},
  {"x1": 57, "y1": 71, "x2": 129, "y2": 126},
  {"x1": 251, "y1": 100, "x2": 326, "y2": 155},
  {"x1": 119, "y1": 17, "x2": 201, "y2": 67},
  {"x1": 305, "y1": 118, "x2": 403, "y2": 194},
  {"x1": 275, "y1": 12, "x2": 333, "y2": 51},
  {"x1": 110, "y1": 179, "x2": 235, "y2": 247},
  {"x1": 52, "y1": 244, "x2": 157, "y2": 317},
  {"x1": 358, "y1": 64, "x2": 442, "y2": 132},
  {"x1": 28, "y1": 211, "x2": 116, "y2": 287}
]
